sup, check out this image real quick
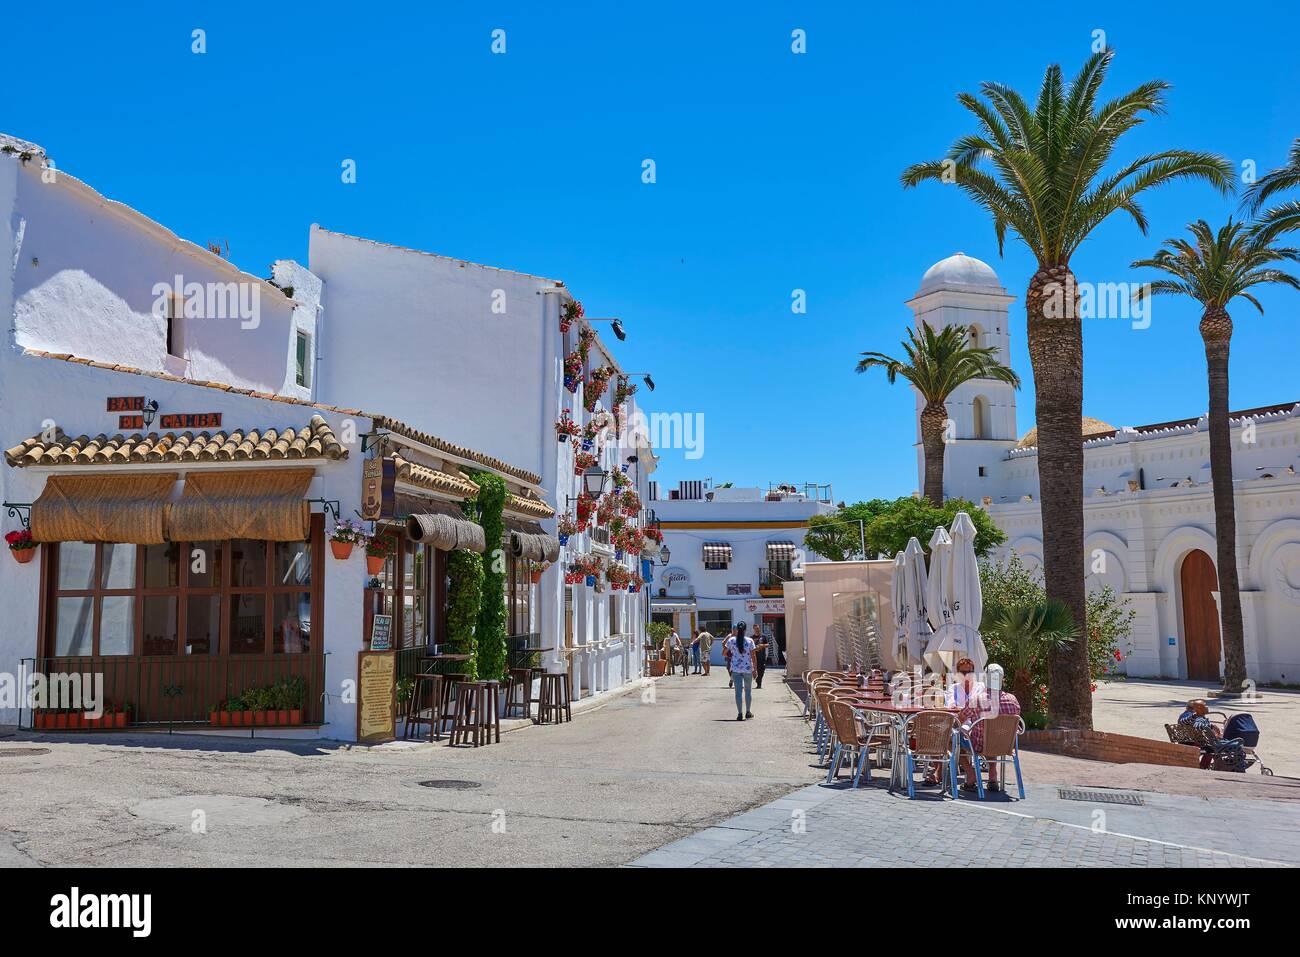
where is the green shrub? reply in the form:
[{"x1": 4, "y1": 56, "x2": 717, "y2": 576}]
[{"x1": 473, "y1": 473, "x2": 509, "y2": 682}]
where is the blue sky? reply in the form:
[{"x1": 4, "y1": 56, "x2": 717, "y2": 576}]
[{"x1": 5, "y1": 1, "x2": 1298, "y2": 502}]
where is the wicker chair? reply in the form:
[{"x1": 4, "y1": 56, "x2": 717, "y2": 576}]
[
  {"x1": 802, "y1": 670, "x2": 830, "y2": 718},
  {"x1": 898, "y1": 710, "x2": 960, "y2": 799},
  {"x1": 960, "y1": 713, "x2": 1026, "y2": 799},
  {"x1": 812, "y1": 683, "x2": 838, "y2": 762}
]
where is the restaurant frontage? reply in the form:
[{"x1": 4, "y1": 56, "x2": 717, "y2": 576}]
[{"x1": 1, "y1": 353, "x2": 558, "y2": 742}]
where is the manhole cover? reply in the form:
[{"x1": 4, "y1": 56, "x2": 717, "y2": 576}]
[
  {"x1": 417, "y1": 780, "x2": 481, "y2": 790},
  {"x1": 0, "y1": 748, "x2": 50, "y2": 758},
  {"x1": 1058, "y1": 788, "x2": 1144, "y2": 806}
]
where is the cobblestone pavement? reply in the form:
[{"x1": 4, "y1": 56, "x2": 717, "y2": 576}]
[{"x1": 631, "y1": 779, "x2": 1300, "y2": 868}]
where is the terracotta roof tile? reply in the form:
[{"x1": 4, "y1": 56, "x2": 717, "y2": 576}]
[{"x1": 5, "y1": 415, "x2": 348, "y2": 468}]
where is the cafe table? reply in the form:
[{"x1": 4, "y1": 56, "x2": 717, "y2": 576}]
[
  {"x1": 420, "y1": 653, "x2": 473, "y2": 676},
  {"x1": 840, "y1": 697, "x2": 961, "y2": 793}
]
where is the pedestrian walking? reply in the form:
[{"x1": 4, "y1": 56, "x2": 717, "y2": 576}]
[
  {"x1": 661, "y1": 628, "x2": 681, "y2": 676},
  {"x1": 696, "y1": 629, "x2": 713, "y2": 676},
  {"x1": 723, "y1": 626, "x2": 735, "y2": 688},
  {"x1": 725, "y1": 622, "x2": 757, "y2": 720},
  {"x1": 753, "y1": 626, "x2": 769, "y2": 689}
]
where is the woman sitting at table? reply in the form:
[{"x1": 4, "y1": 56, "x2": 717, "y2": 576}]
[
  {"x1": 944, "y1": 658, "x2": 985, "y2": 709},
  {"x1": 956, "y1": 663, "x2": 1020, "y2": 793}
]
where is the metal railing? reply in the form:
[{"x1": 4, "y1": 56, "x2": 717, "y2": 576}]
[
  {"x1": 759, "y1": 566, "x2": 793, "y2": 590},
  {"x1": 19, "y1": 653, "x2": 328, "y2": 731}
]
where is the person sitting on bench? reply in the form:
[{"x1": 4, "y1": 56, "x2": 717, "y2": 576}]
[{"x1": 1178, "y1": 699, "x2": 1245, "y2": 770}]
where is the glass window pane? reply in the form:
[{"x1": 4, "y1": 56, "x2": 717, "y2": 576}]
[
  {"x1": 273, "y1": 592, "x2": 311, "y2": 654},
  {"x1": 142, "y1": 595, "x2": 177, "y2": 655},
  {"x1": 101, "y1": 595, "x2": 136, "y2": 656},
  {"x1": 54, "y1": 596, "x2": 94, "y2": 656},
  {"x1": 231, "y1": 540, "x2": 266, "y2": 588},
  {"x1": 275, "y1": 540, "x2": 311, "y2": 587},
  {"x1": 230, "y1": 593, "x2": 266, "y2": 654},
  {"x1": 410, "y1": 597, "x2": 425, "y2": 647},
  {"x1": 144, "y1": 543, "x2": 180, "y2": 589},
  {"x1": 185, "y1": 595, "x2": 219, "y2": 655},
  {"x1": 186, "y1": 542, "x2": 223, "y2": 588},
  {"x1": 101, "y1": 544, "x2": 136, "y2": 589},
  {"x1": 57, "y1": 542, "x2": 96, "y2": 591}
]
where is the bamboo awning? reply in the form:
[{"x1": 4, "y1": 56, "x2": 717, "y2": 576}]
[
  {"x1": 510, "y1": 529, "x2": 560, "y2": 562},
  {"x1": 169, "y1": 468, "x2": 314, "y2": 542},
  {"x1": 31, "y1": 472, "x2": 178, "y2": 544}
]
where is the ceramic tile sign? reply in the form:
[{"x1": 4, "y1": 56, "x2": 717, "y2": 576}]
[{"x1": 370, "y1": 613, "x2": 393, "y2": 651}]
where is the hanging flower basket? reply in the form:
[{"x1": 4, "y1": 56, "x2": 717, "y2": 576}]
[
  {"x1": 330, "y1": 541, "x2": 354, "y2": 560},
  {"x1": 560, "y1": 299, "x2": 583, "y2": 334},
  {"x1": 6, "y1": 529, "x2": 36, "y2": 564},
  {"x1": 329, "y1": 519, "x2": 365, "y2": 560},
  {"x1": 556, "y1": 409, "x2": 580, "y2": 442},
  {"x1": 365, "y1": 535, "x2": 393, "y2": 576}
]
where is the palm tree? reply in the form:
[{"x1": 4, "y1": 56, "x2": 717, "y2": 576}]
[
  {"x1": 901, "y1": 49, "x2": 1232, "y2": 729},
  {"x1": 1132, "y1": 220, "x2": 1300, "y2": 694},
  {"x1": 987, "y1": 599, "x2": 1078, "y2": 713},
  {"x1": 857, "y1": 322, "x2": 1019, "y2": 507},
  {"x1": 1244, "y1": 138, "x2": 1300, "y2": 241}
]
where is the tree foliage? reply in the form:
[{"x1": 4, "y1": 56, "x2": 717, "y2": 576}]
[
  {"x1": 473, "y1": 472, "x2": 509, "y2": 681},
  {"x1": 806, "y1": 497, "x2": 1006, "y2": 562}
]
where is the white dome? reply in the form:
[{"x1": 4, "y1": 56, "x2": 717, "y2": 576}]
[{"x1": 917, "y1": 252, "x2": 1003, "y2": 295}]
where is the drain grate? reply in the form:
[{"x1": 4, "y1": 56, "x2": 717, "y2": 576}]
[
  {"x1": 1058, "y1": 788, "x2": 1144, "y2": 806},
  {"x1": 0, "y1": 748, "x2": 51, "y2": 758},
  {"x1": 417, "y1": 780, "x2": 481, "y2": 790}
]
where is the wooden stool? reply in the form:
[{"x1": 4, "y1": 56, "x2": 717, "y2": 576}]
[
  {"x1": 525, "y1": 666, "x2": 544, "y2": 719},
  {"x1": 402, "y1": 673, "x2": 443, "y2": 742},
  {"x1": 537, "y1": 673, "x2": 572, "y2": 725},
  {"x1": 449, "y1": 681, "x2": 486, "y2": 747},
  {"x1": 438, "y1": 672, "x2": 467, "y2": 735},
  {"x1": 482, "y1": 679, "x2": 502, "y2": 744},
  {"x1": 504, "y1": 668, "x2": 533, "y2": 719}
]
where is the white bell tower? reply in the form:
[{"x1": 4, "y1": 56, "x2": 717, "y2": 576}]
[{"x1": 905, "y1": 252, "x2": 1018, "y2": 503}]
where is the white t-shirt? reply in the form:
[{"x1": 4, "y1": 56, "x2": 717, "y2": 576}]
[{"x1": 725, "y1": 637, "x2": 755, "y2": 674}]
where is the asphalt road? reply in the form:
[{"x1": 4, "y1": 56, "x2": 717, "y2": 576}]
[{"x1": 0, "y1": 670, "x2": 811, "y2": 867}]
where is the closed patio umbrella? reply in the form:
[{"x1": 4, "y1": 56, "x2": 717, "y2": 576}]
[
  {"x1": 925, "y1": 524, "x2": 953, "y2": 632},
  {"x1": 902, "y1": 537, "x2": 933, "y2": 669},
  {"x1": 947, "y1": 511, "x2": 988, "y2": 670},
  {"x1": 891, "y1": 551, "x2": 909, "y2": 668}
]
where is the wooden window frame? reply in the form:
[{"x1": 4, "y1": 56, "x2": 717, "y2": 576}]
[
  {"x1": 40, "y1": 514, "x2": 325, "y2": 658},
  {"x1": 373, "y1": 526, "x2": 434, "y2": 650}
]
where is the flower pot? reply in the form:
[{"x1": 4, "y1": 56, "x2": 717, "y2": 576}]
[
  {"x1": 531, "y1": 570, "x2": 543, "y2": 584},
  {"x1": 581, "y1": 439, "x2": 593, "y2": 451},
  {"x1": 558, "y1": 534, "x2": 569, "y2": 546},
  {"x1": 12, "y1": 547, "x2": 36, "y2": 565},
  {"x1": 366, "y1": 555, "x2": 385, "y2": 575},
  {"x1": 614, "y1": 549, "x2": 624, "y2": 560},
  {"x1": 649, "y1": 660, "x2": 667, "y2": 677},
  {"x1": 585, "y1": 575, "x2": 596, "y2": 587},
  {"x1": 330, "y1": 540, "x2": 354, "y2": 560}
]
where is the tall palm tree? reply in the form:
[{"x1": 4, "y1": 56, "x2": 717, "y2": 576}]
[
  {"x1": 1132, "y1": 220, "x2": 1300, "y2": 694},
  {"x1": 857, "y1": 322, "x2": 1020, "y2": 507},
  {"x1": 901, "y1": 49, "x2": 1232, "y2": 729},
  {"x1": 1244, "y1": 138, "x2": 1300, "y2": 241}
]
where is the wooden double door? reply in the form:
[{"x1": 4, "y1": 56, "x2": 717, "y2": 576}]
[{"x1": 1180, "y1": 549, "x2": 1222, "y2": 681}]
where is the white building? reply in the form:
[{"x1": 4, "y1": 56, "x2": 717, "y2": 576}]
[
  {"x1": 910, "y1": 252, "x2": 1300, "y2": 684},
  {"x1": 0, "y1": 134, "x2": 653, "y2": 737},
  {"x1": 647, "y1": 480, "x2": 836, "y2": 664}
]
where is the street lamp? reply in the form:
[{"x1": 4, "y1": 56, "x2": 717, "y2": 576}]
[
  {"x1": 659, "y1": 543, "x2": 671, "y2": 566},
  {"x1": 582, "y1": 466, "x2": 608, "y2": 498},
  {"x1": 624, "y1": 372, "x2": 655, "y2": 392},
  {"x1": 588, "y1": 317, "x2": 626, "y2": 341}
]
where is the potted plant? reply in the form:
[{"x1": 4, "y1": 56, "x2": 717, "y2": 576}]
[
  {"x1": 559, "y1": 299, "x2": 583, "y2": 334},
  {"x1": 6, "y1": 528, "x2": 37, "y2": 564},
  {"x1": 574, "y1": 449, "x2": 599, "y2": 476},
  {"x1": 365, "y1": 534, "x2": 392, "y2": 575},
  {"x1": 556, "y1": 514, "x2": 579, "y2": 546},
  {"x1": 529, "y1": 560, "x2": 551, "y2": 584},
  {"x1": 563, "y1": 351, "x2": 583, "y2": 393},
  {"x1": 555, "y1": 409, "x2": 580, "y2": 442},
  {"x1": 575, "y1": 493, "x2": 597, "y2": 529},
  {"x1": 329, "y1": 519, "x2": 365, "y2": 560}
]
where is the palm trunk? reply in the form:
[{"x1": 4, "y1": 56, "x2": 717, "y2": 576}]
[
  {"x1": 1025, "y1": 265, "x2": 1091, "y2": 730},
  {"x1": 919, "y1": 402, "x2": 948, "y2": 508},
  {"x1": 1201, "y1": 307, "x2": 1248, "y2": 694}
]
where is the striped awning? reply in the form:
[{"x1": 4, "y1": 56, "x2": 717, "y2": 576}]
[
  {"x1": 702, "y1": 541, "x2": 732, "y2": 563},
  {"x1": 766, "y1": 540, "x2": 797, "y2": 561}
]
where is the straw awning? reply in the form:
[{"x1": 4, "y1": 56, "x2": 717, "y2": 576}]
[
  {"x1": 510, "y1": 529, "x2": 560, "y2": 562},
  {"x1": 31, "y1": 472, "x2": 177, "y2": 544},
  {"x1": 702, "y1": 541, "x2": 732, "y2": 563},
  {"x1": 406, "y1": 501, "x2": 486, "y2": 553},
  {"x1": 169, "y1": 468, "x2": 314, "y2": 542}
]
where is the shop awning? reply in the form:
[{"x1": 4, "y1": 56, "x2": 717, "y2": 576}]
[
  {"x1": 767, "y1": 540, "x2": 797, "y2": 561},
  {"x1": 406, "y1": 500, "x2": 486, "y2": 553},
  {"x1": 31, "y1": 472, "x2": 177, "y2": 544},
  {"x1": 702, "y1": 541, "x2": 732, "y2": 563},
  {"x1": 169, "y1": 468, "x2": 314, "y2": 542},
  {"x1": 511, "y1": 529, "x2": 560, "y2": 562}
]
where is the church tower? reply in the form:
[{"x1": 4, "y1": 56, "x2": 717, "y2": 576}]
[{"x1": 905, "y1": 252, "x2": 1018, "y2": 502}]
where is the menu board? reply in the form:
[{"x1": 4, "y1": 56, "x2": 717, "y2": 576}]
[
  {"x1": 357, "y1": 651, "x2": 396, "y2": 743},
  {"x1": 370, "y1": 614, "x2": 393, "y2": 651}
]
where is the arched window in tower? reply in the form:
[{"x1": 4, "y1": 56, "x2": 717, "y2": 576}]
[
  {"x1": 972, "y1": 395, "x2": 989, "y2": 440},
  {"x1": 968, "y1": 323, "x2": 984, "y2": 350}
]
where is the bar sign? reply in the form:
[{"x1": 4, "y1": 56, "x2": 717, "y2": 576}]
[
  {"x1": 119, "y1": 415, "x2": 145, "y2": 430},
  {"x1": 107, "y1": 396, "x2": 145, "y2": 413}
]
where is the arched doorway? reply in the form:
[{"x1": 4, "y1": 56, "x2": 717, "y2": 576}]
[{"x1": 1180, "y1": 549, "x2": 1221, "y2": 680}]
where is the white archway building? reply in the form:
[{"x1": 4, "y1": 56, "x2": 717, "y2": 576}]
[{"x1": 910, "y1": 252, "x2": 1300, "y2": 684}]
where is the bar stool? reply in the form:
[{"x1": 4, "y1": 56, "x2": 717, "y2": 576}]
[
  {"x1": 449, "y1": 681, "x2": 486, "y2": 747},
  {"x1": 504, "y1": 668, "x2": 534, "y2": 719},
  {"x1": 437, "y1": 672, "x2": 467, "y2": 735},
  {"x1": 402, "y1": 673, "x2": 443, "y2": 742},
  {"x1": 482, "y1": 679, "x2": 502, "y2": 744},
  {"x1": 537, "y1": 672, "x2": 572, "y2": 725}
]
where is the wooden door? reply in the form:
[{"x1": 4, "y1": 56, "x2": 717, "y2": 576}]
[{"x1": 1180, "y1": 549, "x2": 1222, "y2": 681}]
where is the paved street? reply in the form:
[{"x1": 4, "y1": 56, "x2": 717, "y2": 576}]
[{"x1": 0, "y1": 672, "x2": 810, "y2": 868}]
